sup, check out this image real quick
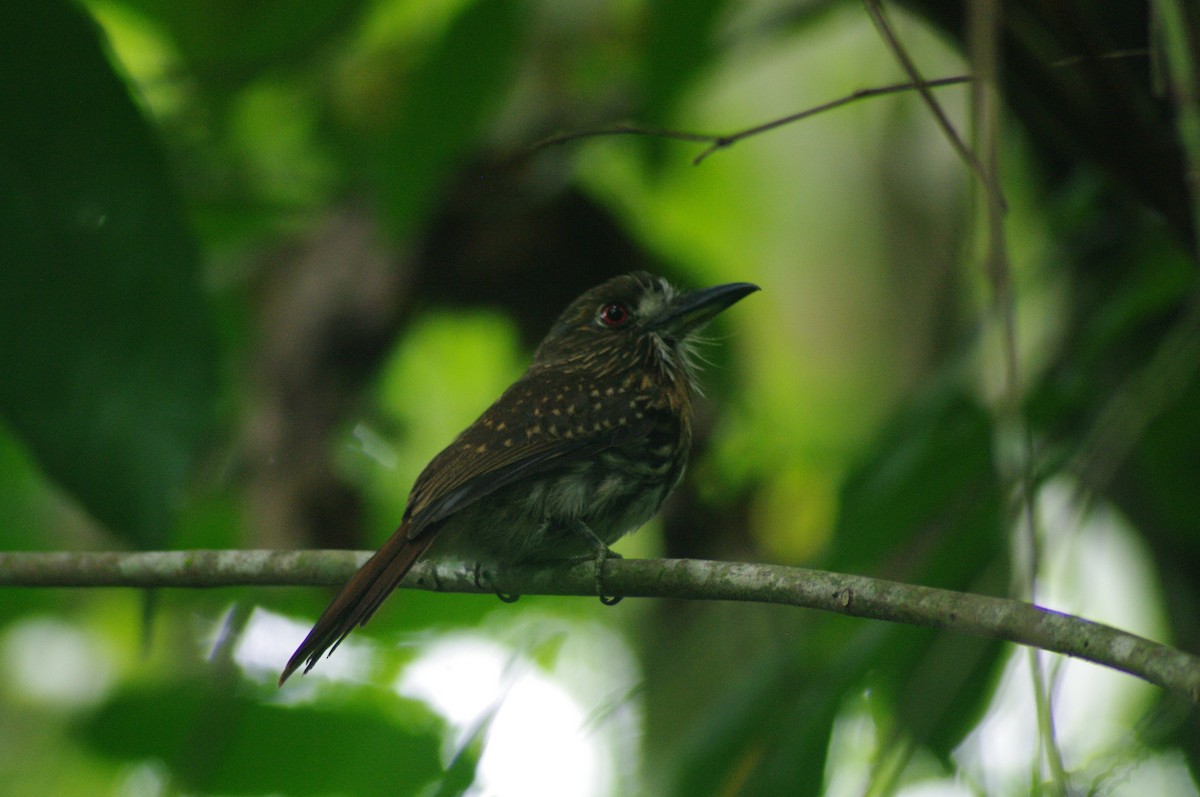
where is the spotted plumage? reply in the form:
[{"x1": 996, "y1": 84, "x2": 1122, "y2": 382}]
[{"x1": 280, "y1": 272, "x2": 758, "y2": 683}]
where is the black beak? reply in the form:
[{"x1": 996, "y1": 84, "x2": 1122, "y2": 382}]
[{"x1": 654, "y1": 281, "x2": 760, "y2": 337}]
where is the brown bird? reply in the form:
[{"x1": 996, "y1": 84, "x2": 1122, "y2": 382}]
[{"x1": 279, "y1": 272, "x2": 758, "y2": 684}]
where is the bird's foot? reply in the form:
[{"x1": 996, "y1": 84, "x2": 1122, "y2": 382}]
[
  {"x1": 595, "y1": 546, "x2": 623, "y2": 606},
  {"x1": 569, "y1": 522, "x2": 623, "y2": 605},
  {"x1": 473, "y1": 562, "x2": 520, "y2": 603}
]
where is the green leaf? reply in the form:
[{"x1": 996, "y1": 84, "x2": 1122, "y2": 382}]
[
  {"x1": 78, "y1": 682, "x2": 445, "y2": 796},
  {"x1": 664, "y1": 648, "x2": 842, "y2": 797},
  {"x1": 374, "y1": 0, "x2": 523, "y2": 238},
  {"x1": 664, "y1": 389, "x2": 1009, "y2": 793},
  {"x1": 831, "y1": 388, "x2": 1007, "y2": 762},
  {"x1": 894, "y1": 630, "x2": 1006, "y2": 762},
  {"x1": 830, "y1": 387, "x2": 1005, "y2": 589},
  {"x1": 0, "y1": 2, "x2": 220, "y2": 546},
  {"x1": 430, "y1": 698, "x2": 496, "y2": 797},
  {"x1": 116, "y1": 0, "x2": 362, "y2": 88},
  {"x1": 638, "y1": 0, "x2": 728, "y2": 124}
]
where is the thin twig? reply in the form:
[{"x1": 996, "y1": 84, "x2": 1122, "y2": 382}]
[
  {"x1": 532, "y1": 123, "x2": 718, "y2": 152},
  {"x1": 863, "y1": 0, "x2": 1006, "y2": 211},
  {"x1": 532, "y1": 50, "x2": 1147, "y2": 168},
  {"x1": 1, "y1": 550, "x2": 1198, "y2": 704},
  {"x1": 532, "y1": 76, "x2": 973, "y2": 165},
  {"x1": 960, "y1": 0, "x2": 1064, "y2": 785},
  {"x1": 691, "y1": 75, "x2": 972, "y2": 165}
]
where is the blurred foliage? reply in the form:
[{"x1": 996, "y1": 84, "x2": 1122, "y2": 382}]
[
  {"x1": 0, "y1": 2, "x2": 219, "y2": 549},
  {"x1": 0, "y1": 0, "x2": 1198, "y2": 795},
  {"x1": 78, "y1": 681, "x2": 445, "y2": 796}
]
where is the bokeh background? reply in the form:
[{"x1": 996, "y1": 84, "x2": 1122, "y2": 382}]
[{"x1": 1, "y1": 1, "x2": 1198, "y2": 795}]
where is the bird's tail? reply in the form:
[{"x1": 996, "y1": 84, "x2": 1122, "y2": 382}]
[{"x1": 278, "y1": 525, "x2": 435, "y2": 685}]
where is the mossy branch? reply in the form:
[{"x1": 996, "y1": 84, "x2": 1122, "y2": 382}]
[{"x1": 1, "y1": 550, "x2": 1197, "y2": 703}]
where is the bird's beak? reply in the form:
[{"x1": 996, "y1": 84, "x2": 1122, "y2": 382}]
[{"x1": 653, "y1": 281, "x2": 760, "y2": 337}]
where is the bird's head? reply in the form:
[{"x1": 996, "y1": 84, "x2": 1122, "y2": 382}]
[{"x1": 531, "y1": 272, "x2": 759, "y2": 385}]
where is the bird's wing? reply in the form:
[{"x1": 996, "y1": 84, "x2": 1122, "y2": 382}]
[
  {"x1": 404, "y1": 369, "x2": 652, "y2": 537},
  {"x1": 407, "y1": 436, "x2": 606, "y2": 536}
]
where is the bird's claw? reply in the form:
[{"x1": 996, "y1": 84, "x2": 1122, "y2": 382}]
[
  {"x1": 473, "y1": 562, "x2": 520, "y2": 603},
  {"x1": 594, "y1": 546, "x2": 623, "y2": 606},
  {"x1": 569, "y1": 521, "x2": 623, "y2": 605}
]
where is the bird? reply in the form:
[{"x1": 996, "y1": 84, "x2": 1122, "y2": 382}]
[{"x1": 279, "y1": 271, "x2": 758, "y2": 684}]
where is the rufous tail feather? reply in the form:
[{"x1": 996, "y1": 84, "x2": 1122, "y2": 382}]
[{"x1": 278, "y1": 524, "x2": 434, "y2": 685}]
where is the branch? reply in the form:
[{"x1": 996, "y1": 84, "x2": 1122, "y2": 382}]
[
  {"x1": 1, "y1": 550, "x2": 1197, "y2": 703},
  {"x1": 531, "y1": 76, "x2": 972, "y2": 165}
]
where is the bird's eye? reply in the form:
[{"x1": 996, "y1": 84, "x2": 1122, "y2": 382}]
[{"x1": 598, "y1": 302, "x2": 630, "y2": 327}]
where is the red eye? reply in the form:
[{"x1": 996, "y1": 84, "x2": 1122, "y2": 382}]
[{"x1": 599, "y1": 302, "x2": 629, "y2": 327}]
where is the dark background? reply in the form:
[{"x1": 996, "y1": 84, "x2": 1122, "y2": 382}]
[{"x1": 0, "y1": 1, "x2": 1197, "y2": 794}]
